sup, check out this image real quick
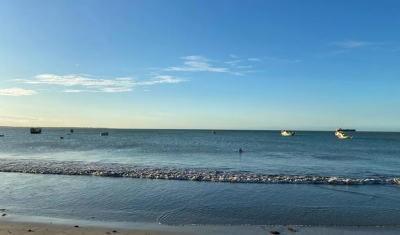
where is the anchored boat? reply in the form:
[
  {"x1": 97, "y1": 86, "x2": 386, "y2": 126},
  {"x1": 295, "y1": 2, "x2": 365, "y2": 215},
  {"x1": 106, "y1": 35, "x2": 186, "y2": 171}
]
[
  {"x1": 100, "y1": 132, "x2": 109, "y2": 136},
  {"x1": 30, "y1": 128, "x2": 42, "y2": 134},
  {"x1": 336, "y1": 127, "x2": 356, "y2": 132},
  {"x1": 337, "y1": 132, "x2": 353, "y2": 139},
  {"x1": 281, "y1": 130, "x2": 295, "y2": 136}
]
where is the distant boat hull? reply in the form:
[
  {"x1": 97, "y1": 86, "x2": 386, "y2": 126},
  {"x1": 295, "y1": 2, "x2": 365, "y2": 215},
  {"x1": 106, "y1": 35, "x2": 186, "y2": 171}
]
[
  {"x1": 338, "y1": 135, "x2": 353, "y2": 139},
  {"x1": 30, "y1": 128, "x2": 42, "y2": 134},
  {"x1": 0, "y1": 134, "x2": 4, "y2": 137},
  {"x1": 336, "y1": 128, "x2": 356, "y2": 132},
  {"x1": 100, "y1": 132, "x2": 108, "y2": 136},
  {"x1": 281, "y1": 131, "x2": 295, "y2": 136}
]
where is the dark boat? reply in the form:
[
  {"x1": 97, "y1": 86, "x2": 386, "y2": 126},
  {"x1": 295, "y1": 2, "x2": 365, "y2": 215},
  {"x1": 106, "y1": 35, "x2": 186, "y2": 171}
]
[
  {"x1": 30, "y1": 128, "x2": 42, "y2": 134},
  {"x1": 336, "y1": 127, "x2": 356, "y2": 132},
  {"x1": 70, "y1": 129, "x2": 74, "y2": 133}
]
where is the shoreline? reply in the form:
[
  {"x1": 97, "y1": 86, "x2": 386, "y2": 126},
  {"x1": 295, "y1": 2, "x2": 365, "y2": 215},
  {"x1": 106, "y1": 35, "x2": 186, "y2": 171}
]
[{"x1": 2, "y1": 214, "x2": 400, "y2": 235}]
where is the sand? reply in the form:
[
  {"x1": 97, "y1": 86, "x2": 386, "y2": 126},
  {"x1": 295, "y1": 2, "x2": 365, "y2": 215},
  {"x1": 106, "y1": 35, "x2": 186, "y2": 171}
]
[
  {"x1": 0, "y1": 221, "x2": 193, "y2": 235},
  {"x1": 1, "y1": 215, "x2": 400, "y2": 235}
]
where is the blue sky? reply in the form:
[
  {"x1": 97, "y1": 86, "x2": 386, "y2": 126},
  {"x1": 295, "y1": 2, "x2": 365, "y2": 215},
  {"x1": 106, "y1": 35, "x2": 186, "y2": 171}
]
[{"x1": 0, "y1": 0, "x2": 399, "y2": 130}]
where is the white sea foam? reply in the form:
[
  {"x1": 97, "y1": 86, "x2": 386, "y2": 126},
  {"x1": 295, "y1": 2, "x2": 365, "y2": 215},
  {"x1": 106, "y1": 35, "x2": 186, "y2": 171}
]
[{"x1": 0, "y1": 159, "x2": 399, "y2": 185}]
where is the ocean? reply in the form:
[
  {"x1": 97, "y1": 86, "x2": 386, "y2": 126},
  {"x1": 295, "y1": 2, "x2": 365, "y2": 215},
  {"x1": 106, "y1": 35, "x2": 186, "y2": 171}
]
[{"x1": 1, "y1": 127, "x2": 400, "y2": 226}]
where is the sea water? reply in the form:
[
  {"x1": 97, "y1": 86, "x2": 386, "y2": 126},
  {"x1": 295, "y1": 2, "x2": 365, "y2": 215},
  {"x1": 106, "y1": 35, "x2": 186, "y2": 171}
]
[{"x1": 0, "y1": 127, "x2": 400, "y2": 226}]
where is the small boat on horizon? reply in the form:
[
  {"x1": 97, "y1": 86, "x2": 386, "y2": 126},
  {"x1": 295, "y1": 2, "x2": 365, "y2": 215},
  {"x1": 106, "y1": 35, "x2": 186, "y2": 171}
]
[
  {"x1": 30, "y1": 128, "x2": 42, "y2": 134},
  {"x1": 337, "y1": 132, "x2": 353, "y2": 139},
  {"x1": 281, "y1": 130, "x2": 295, "y2": 136},
  {"x1": 100, "y1": 132, "x2": 108, "y2": 136},
  {"x1": 335, "y1": 130, "x2": 345, "y2": 136},
  {"x1": 212, "y1": 130, "x2": 216, "y2": 134},
  {"x1": 70, "y1": 129, "x2": 74, "y2": 133},
  {"x1": 0, "y1": 134, "x2": 4, "y2": 137}
]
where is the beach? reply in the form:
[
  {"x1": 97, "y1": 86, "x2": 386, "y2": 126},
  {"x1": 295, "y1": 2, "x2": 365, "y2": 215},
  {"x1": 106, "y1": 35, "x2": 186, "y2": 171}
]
[{"x1": 1, "y1": 217, "x2": 400, "y2": 235}]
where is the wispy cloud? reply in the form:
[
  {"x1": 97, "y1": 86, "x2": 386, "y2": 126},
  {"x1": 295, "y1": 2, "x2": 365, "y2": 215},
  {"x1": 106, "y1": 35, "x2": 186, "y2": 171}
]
[
  {"x1": 248, "y1": 58, "x2": 261, "y2": 62},
  {"x1": 166, "y1": 56, "x2": 229, "y2": 73},
  {"x1": 230, "y1": 72, "x2": 244, "y2": 76},
  {"x1": 0, "y1": 115, "x2": 44, "y2": 125},
  {"x1": 138, "y1": 75, "x2": 184, "y2": 86},
  {"x1": 316, "y1": 50, "x2": 350, "y2": 58},
  {"x1": 15, "y1": 74, "x2": 184, "y2": 93},
  {"x1": 62, "y1": 89, "x2": 88, "y2": 93},
  {"x1": 0, "y1": 88, "x2": 37, "y2": 96},
  {"x1": 236, "y1": 65, "x2": 253, "y2": 69},
  {"x1": 0, "y1": 115, "x2": 43, "y2": 121},
  {"x1": 263, "y1": 57, "x2": 301, "y2": 63},
  {"x1": 75, "y1": 63, "x2": 80, "y2": 66},
  {"x1": 23, "y1": 74, "x2": 135, "y2": 92},
  {"x1": 225, "y1": 60, "x2": 243, "y2": 66},
  {"x1": 331, "y1": 40, "x2": 372, "y2": 48},
  {"x1": 332, "y1": 50, "x2": 349, "y2": 55},
  {"x1": 230, "y1": 54, "x2": 239, "y2": 58}
]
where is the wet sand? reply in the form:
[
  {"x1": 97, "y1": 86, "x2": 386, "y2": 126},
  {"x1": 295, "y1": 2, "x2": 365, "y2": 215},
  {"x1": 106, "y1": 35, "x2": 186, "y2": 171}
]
[
  {"x1": 1, "y1": 216, "x2": 400, "y2": 235},
  {"x1": 0, "y1": 221, "x2": 193, "y2": 235}
]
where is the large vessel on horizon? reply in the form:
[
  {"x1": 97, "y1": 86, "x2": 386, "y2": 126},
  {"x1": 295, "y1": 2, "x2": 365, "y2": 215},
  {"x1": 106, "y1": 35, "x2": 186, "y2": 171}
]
[
  {"x1": 336, "y1": 127, "x2": 356, "y2": 132},
  {"x1": 30, "y1": 128, "x2": 42, "y2": 134}
]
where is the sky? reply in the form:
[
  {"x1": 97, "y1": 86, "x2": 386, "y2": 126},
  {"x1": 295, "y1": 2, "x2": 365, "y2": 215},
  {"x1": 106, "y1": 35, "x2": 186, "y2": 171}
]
[{"x1": 0, "y1": 0, "x2": 399, "y2": 131}]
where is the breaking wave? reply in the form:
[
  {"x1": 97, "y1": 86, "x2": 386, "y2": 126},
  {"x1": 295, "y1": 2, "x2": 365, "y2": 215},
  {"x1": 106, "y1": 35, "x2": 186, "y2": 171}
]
[{"x1": 1, "y1": 159, "x2": 399, "y2": 185}]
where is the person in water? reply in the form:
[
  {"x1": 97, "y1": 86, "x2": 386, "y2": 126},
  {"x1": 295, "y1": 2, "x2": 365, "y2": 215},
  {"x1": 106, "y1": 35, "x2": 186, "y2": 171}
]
[{"x1": 239, "y1": 148, "x2": 243, "y2": 154}]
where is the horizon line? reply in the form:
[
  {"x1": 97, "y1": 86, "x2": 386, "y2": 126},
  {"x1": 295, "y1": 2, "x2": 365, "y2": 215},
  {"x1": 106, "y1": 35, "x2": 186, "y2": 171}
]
[{"x1": 1, "y1": 126, "x2": 399, "y2": 133}]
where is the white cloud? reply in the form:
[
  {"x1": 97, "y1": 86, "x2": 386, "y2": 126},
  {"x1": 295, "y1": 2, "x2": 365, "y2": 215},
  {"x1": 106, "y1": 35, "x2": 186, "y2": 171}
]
[
  {"x1": 138, "y1": 75, "x2": 184, "y2": 86},
  {"x1": 75, "y1": 64, "x2": 80, "y2": 66},
  {"x1": 101, "y1": 87, "x2": 133, "y2": 92},
  {"x1": 236, "y1": 65, "x2": 253, "y2": 69},
  {"x1": 248, "y1": 58, "x2": 261, "y2": 62},
  {"x1": 230, "y1": 54, "x2": 239, "y2": 58},
  {"x1": 16, "y1": 74, "x2": 184, "y2": 93},
  {"x1": 0, "y1": 88, "x2": 37, "y2": 96},
  {"x1": 166, "y1": 56, "x2": 229, "y2": 73},
  {"x1": 331, "y1": 40, "x2": 372, "y2": 48},
  {"x1": 62, "y1": 89, "x2": 88, "y2": 93}
]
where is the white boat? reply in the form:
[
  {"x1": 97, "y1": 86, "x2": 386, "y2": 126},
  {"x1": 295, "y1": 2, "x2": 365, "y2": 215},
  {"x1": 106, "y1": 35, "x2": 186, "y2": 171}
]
[
  {"x1": 281, "y1": 130, "x2": 295, "y2": 136},
  {"x1": 100, "y1": 132, "x2": 108, "y2": 136},
  {"x1": 335, "y1": 130, "x2": 345, "y2": 136},
  {"x1": 337, "y1": 132, "x2": 353, "y2": 139}
]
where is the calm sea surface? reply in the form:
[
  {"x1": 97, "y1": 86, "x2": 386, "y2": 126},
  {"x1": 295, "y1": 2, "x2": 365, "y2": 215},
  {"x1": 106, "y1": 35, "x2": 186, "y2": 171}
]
[{"x1": 1, "y1": 127, "x2": 400, "y2": 226}]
